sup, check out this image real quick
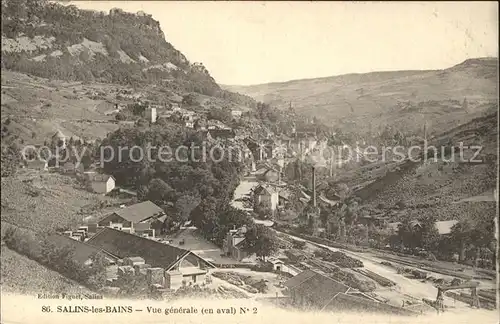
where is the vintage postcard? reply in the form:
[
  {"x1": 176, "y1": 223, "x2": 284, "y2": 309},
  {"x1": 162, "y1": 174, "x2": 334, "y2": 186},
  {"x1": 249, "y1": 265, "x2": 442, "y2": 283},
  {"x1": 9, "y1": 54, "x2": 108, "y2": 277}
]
[{"x1": 1, "y1": 1, "x2": 498, "y2": 324}]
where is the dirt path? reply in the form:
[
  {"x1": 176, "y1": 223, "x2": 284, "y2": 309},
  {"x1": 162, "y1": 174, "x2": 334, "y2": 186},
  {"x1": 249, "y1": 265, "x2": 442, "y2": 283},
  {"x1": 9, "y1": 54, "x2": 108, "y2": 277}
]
[{"x1": 231, "y1": 178, "x2": 258, "y2": 211}]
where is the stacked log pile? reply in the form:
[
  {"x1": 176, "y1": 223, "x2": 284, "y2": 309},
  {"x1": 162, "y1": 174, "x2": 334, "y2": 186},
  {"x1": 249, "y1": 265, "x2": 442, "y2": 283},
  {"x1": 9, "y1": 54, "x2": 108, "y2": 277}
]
[
  {"x1": 353, "y1": 268, "x2": 396, "y2": 287},
  {"x1": 314, "y1": 249, "x2": 364, "y2": 268},
  {"x1": 212, "y1": 271, "x2": 268, "y2": 294}
]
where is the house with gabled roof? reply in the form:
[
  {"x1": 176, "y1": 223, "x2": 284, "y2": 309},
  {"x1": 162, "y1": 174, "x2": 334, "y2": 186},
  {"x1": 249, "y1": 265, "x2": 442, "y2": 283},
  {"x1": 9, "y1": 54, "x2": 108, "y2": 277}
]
[
  {"x1": 222, "y1": 226, "x2": 248, "y2": 261},
  {"x1": 97, "y1": 200, "x2": 166, "y2": 236},
  {"x1": 253, "y1": 183, "x2": 280, "y2": 212},
  {"x1": 254, "y1": 166, "x2": 280, "y2": 183},
  {"x1": 285, "y1": 269, "x2": 416, "y2": 315},
  {"x1": 86, "y1": 173, "x2": 115, "y2": 194},
  {"x1": 206, "y1": 128, "x2": 236, "y2": 141},
  {"x1": 435, "y1": 220, "x2": 459, "y2": 235},
  {"x1": 86, "y1": 227, "x2": 216, "y2": 288}
]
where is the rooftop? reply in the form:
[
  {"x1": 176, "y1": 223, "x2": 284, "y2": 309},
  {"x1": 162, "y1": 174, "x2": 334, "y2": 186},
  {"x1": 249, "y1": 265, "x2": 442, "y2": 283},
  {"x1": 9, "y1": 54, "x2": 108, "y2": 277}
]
[
  {"x1": 46, "y1": 233, "x2": 115, "y2": 265},
  {"x1": 87, "y1": 227, "x2": 215, "y2": 270},
  {"x1": 112, "y1": 200, "x2": 164, "y2": 223},
  {"x1": 87, "y1": 173, "x2": 114, "y2": 183}
]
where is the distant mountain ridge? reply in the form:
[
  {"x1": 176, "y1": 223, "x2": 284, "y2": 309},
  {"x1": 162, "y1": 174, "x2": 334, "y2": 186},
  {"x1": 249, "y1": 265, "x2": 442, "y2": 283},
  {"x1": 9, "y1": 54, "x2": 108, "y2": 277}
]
[{"x1": 224, "y1": 57, "x2": 498, "y2": 138}]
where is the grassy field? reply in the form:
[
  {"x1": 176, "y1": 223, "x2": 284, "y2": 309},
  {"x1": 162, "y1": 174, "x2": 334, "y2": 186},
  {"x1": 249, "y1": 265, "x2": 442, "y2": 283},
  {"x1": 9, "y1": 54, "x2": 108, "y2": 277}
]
[
  {"x1": 1, "y1": 169, "x2": 124, "y2": 233},
  {"x1": 1, "y1": 70, "x2": 122, "y2": 143},
  {"x1": 1, "y1": 245, "x2": 92, "y2": 295}
]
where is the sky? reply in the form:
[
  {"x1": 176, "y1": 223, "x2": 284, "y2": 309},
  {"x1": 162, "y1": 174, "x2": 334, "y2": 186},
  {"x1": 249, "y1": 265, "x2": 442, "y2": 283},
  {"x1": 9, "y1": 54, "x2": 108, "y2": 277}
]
[{"x1": 70, "y1": 1, "x2": 498, "y2": 85}]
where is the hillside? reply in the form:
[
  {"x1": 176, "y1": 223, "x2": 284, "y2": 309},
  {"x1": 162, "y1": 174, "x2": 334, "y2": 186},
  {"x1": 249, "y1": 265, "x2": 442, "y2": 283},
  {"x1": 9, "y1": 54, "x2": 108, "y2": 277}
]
[
  {"x1": 0, "y1": 0, "x2": 264, "y2": 147},
  {"x1": 0, "y1": 0, "x2": 255, "y2": 106},
  {"x1": 348, "y1": 112, "x2": 498, "y2": 223},
  {"x1": 224, "y1": 58, "x2": 498, "y2": 138}
]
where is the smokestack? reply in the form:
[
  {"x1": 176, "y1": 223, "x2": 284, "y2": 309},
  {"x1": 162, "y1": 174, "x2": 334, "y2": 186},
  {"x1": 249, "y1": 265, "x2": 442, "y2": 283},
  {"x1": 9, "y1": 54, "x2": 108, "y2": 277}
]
[
  {"x1": 312, "y1": 166, "x2": 317, "y2": 207},
  {"x1": 423, "y1": 121, "x2": 427, "y2": 142}
]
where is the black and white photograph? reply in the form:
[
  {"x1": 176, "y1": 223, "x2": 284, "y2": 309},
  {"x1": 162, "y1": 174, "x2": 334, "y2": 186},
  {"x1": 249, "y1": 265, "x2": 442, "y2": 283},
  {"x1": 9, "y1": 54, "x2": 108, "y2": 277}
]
[{"x1": 0, "y1": 1, "x2": 498, "y2": 323}]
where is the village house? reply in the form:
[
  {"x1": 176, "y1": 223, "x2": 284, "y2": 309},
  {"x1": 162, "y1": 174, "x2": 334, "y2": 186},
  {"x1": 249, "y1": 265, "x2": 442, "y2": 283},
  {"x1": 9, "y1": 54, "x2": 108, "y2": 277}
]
[
  {"x1": 318, "y1": 195, "x2": 339, "y2": 208},
  {"x1": 62, "y1": 161, "x2": 84, "y2": 174},
  {"x1": 51, "y1": 130, "x2": 66, "y2": 149},
  {"x1": 223, "y1": 226, "x2": 248, "y2": 261},
  {"x1": 97, "y1": 200, "x2": 166, "y2": 236},
  {"x1": 86, "y1": 173, "x2": 116, "y2": 194},
  {"x1": 253, "y1": 183, "x2": 280, "y2": 212},
  {"x1": 206, "y1": 129, "x2": 236, "y2": 141},
  {"x1": 284, "y1": 269, "x2": 414, "y2": 315},
  {"x1": 207, "y1": 120, "x2": 230, "y2": 130},
  {"x1": 434, "y1": 220, "x2": 459, "y2": 235},
  {"x1": 181, "y1": 110, "x2": 196, "y2": 121},
  {"x1": 144, "y1": 106, "x2": 157, "y2": 123},
  {"x1": 86, "y1": 227, "x2": 216, "y2": 288},
  {"x1": 231, "y1": 110, "x2": 242, "y2": 119},
  {"x1": 357, "y1": 214, "x2": 388, "y2": 227},
  {"x1": 254, "y1": 166, "x2": 280, "y2": 183},
  {"x1": 267, "y1": 257, "x2": 285, "y2": 272},
  {"x1": 278, "y1": 188, "x2": 293, "y2": 209},
  {"x1": 387, "y1": 220, "x2": 459, "y2": 236}
]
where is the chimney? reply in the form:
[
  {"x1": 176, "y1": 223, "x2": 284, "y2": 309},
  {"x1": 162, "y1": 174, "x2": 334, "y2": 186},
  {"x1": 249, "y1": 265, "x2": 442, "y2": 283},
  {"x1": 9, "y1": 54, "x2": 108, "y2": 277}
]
[
  {"x1": 312, "y1": 166, "x2": 317, "y2": 207},
  {"x1": 423, "y1": 122, "x2": 427, "y2": 142}
]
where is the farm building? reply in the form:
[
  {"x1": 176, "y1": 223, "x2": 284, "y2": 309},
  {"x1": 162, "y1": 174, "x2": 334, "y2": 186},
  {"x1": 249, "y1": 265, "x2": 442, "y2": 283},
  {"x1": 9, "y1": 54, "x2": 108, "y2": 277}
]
[
  {"x1": 206, "y1": 129, "x2": 236, "y2": 141},
  {"x1": 86, "y1": 227, "x2": 216, "y2": 288},
  {"x1": 62, "y1": 162, "x2": 84, "y2": 174},
  {"x1": 253, "y1": 183, "x2": 280, "y2": 211},
  {"x1": 284, "y1": 269, "x2": 415, "y2": 315},
  {"x1": 231, "y1": 110, "x2": 242, "y2": 118},
  {"x1": 86, "y1": 173, "x2": 116, "y2": 194},
  {"x1": 267, "y1": 257, "x2": 285, "y2": 271},
  {"x1": 254, "y1": 167, "x2": 280, "y2": 183},
  {"x1": 97, "y1": 200, "x2": 166, "y2": 236}
]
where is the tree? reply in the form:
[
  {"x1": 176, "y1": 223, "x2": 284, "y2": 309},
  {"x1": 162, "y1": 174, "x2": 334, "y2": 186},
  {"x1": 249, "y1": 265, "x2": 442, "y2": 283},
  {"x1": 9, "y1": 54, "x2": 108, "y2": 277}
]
[
  {"x1": 1, "y1": 141, "x2": 20, "y2": 177},
  {"x1": 368, "y1": 224, "x2": 394, "y2": 249},
  {"x1": 115, "y1": 112, "x2": 126, "y2": 121},
  {"x1": 450, "y1": 215, "x2": 495, "y2": 266},
  {"x1": 182, "y1": 93, "x2": 198, "y2": 106},
  {"x1": 146, "y1": 178, "x2": 175, "y2": 206},
  {"x1": 174, "y1": 194, "x2": 201, "y2": 224},
  {"x1": 419, "y1": 215, "x2": 440, "y2": 253},
  {"x1": 348, "y1": 224, "x2": 369, "y2": 246},
  {"x1": 242, "y1": 224, "x2": 279, "y2": 261},
  {"x1": 207, "y1": 107, "x2": 232, "y2": 124},
  {"x1": 84, "y1": 253, "x2": 107, "y2": 290},
  {"x1": 190, "y1": 197, "x2": 219, "y2": 238},
  {"x1": 254, "y1": 203, "x2": 273, "y2": 220},
  {"x1": 397, "y1": 219, "x2": 419, "y2": 250}
]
